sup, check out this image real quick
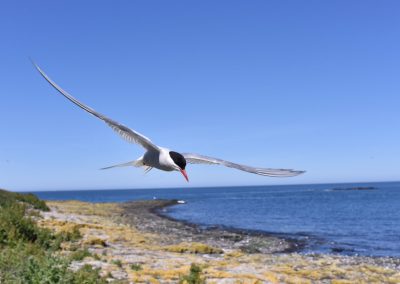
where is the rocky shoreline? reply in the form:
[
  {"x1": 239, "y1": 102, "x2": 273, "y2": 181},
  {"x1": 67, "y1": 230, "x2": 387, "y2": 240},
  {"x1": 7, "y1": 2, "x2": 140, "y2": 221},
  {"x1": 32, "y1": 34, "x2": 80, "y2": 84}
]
[
  {"x1": 39, "y1": 199, "x2": 400, "y2": 283},
  {"x1": 121, "y1": 199, "x2": 303, "y2": 254}
]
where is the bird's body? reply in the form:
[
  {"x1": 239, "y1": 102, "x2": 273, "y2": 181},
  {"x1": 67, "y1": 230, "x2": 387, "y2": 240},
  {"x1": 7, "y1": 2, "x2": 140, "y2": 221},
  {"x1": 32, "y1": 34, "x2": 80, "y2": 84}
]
[
  {"x1": 33, "y1": 62, "x2": 305, "y2": 182},
  {"x1": 105, "y1": 147, "x2": 178, "y2": 172},
  {"x1": 143, "y1": 147, "x2": 179, "y2": 172},
  {"x1": 100, "y1": 147, "x2": 189, "y2": 179}
]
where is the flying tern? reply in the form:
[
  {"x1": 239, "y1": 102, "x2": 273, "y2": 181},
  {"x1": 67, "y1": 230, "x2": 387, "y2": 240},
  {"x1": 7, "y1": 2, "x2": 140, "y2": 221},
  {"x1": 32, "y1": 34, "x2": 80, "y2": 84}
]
[{"x1": 34, "y1": 63, "x2": 305, "y2": 182}]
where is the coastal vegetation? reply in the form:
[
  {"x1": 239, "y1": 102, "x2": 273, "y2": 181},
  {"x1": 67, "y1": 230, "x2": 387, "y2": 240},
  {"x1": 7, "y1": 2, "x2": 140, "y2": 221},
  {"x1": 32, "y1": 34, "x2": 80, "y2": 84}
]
[
  {"x1": 0, "y1": 189, "x2": 49, "y2": 211},
  {"x1": 0, "y1": 189, "x2": 106, "y2": 283},
  {"x1": 179, "y1": 264, "x2": 205, "y2": 284}
]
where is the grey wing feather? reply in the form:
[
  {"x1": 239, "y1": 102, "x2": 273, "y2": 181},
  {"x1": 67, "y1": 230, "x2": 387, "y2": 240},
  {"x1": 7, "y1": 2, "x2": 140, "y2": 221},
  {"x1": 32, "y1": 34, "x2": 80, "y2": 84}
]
[
  {"x1": 33, "y1": 62, "x2": 158, "y2": 151},
  {"x1": 182, "y1": 153, "x2": 305, "y2": 177}
]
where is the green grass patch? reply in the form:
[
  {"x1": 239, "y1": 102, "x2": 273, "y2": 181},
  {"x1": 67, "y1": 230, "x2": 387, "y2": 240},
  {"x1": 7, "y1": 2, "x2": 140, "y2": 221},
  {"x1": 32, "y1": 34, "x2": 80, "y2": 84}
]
[
  {"x1": 70, "y1": 248, "x2": 92, "y2": 261},
  {"x1": 179, "y1": 263, "x2": 205, "y2": 284},
  {"x1": 112, "y1": 259, "x2": 123, "y2": 268},
  {"x1": 130, "y1": 263, "x2": 142, "y2": 271}
]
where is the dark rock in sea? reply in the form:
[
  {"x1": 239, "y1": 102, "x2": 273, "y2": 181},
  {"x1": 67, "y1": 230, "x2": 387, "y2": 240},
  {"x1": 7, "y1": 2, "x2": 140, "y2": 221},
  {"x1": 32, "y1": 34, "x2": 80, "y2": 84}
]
[
  {"x1": 331, "y1": 247, "x2": 346, "y2": 253},
  {"x1": 332, "y1": 186, "x2": 377, "y2": 191},
  {"x1": 331, "y1": 247, "x2": 356, "y2": 254}
]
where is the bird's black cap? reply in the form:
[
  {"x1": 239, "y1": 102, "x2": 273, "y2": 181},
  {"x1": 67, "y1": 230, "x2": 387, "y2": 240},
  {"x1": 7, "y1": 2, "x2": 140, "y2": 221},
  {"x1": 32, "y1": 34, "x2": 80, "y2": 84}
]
[{"x1": 169, "y1": 151, "x2": 186, "y2": 170}]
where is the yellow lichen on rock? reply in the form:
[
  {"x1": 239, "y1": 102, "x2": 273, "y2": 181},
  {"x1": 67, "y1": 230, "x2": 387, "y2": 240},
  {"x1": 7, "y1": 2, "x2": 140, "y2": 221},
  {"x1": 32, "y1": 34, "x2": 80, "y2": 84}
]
[
  {"x1": 46, "y1": 200, "x2": 122, "y2": 217},
  {"x1": 225, "y1": 250, "x2": 245, "y2": 259},
  {"x1": 104, "y1": 225, "x2": 154, "y2": 247},
  {"x1": 83, "y1": 237, "x2": 107, "y2": 247},
  {"x1": 262, "y1": 271, "x2": 280, "y2": 284},
  {"x1": 331, "y1": 280, "x2": 355, "y2": 284},
  {"x1": 164, "y1": 242, "x2": 224, "y2": 254}
]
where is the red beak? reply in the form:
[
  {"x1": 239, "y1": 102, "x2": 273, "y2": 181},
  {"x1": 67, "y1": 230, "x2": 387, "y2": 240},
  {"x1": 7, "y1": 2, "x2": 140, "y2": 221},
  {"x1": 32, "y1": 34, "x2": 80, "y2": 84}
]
[{"x1": 180, "y1": 169, "x2": 189, "y2": 182}]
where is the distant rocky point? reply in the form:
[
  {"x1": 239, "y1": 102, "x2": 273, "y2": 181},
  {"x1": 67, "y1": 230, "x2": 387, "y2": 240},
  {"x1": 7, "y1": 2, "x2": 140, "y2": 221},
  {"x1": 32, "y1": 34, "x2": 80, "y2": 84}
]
[{"x1": 332, "y1": 186, "x2": 377, "y2": 191}]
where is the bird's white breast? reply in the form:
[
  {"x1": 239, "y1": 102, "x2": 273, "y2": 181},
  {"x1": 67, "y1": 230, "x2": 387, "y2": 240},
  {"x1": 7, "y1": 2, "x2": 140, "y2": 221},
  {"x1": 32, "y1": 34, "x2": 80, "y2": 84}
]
[{"x1": 158, "y1": 147, "x2": 177, "y2": 171}]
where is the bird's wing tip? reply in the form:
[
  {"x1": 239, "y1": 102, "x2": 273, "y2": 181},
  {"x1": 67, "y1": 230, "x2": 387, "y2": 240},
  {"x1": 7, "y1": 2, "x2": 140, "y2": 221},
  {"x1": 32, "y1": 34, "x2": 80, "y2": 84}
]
[{"x1": 29, "y1": 57, "x2": 39, "y2": 68}]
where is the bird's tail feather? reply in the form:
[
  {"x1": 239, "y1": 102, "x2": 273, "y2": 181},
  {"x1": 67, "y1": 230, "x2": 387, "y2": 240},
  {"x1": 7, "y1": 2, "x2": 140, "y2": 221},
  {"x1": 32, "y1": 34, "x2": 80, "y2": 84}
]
[{"x1": 100, "y1": 160, "x2": 142, "y2": 170}]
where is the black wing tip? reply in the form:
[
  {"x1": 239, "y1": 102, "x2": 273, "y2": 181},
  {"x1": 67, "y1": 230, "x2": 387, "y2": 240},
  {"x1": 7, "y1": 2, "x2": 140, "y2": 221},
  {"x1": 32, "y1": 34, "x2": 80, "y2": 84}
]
[
  {"x1": 286, "y1": 170, "x2": 306, "y2": 176},
  {"x1": 100, "y1": 166, "x2": 112, "y2": 170}
]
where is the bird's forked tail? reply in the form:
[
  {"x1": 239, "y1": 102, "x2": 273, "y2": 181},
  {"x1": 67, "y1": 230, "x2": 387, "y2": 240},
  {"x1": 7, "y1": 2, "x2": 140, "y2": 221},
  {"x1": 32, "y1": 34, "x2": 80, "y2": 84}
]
[{"x1": 100, "y1": 157, "x2": 144, "y2": 170}]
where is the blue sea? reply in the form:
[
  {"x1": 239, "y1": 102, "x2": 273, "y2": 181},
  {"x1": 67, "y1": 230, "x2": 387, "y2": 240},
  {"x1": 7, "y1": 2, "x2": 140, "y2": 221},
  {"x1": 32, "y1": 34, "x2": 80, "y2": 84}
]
[{"x1": 33, "y1": 182, "x2": 400, "y2": 257}]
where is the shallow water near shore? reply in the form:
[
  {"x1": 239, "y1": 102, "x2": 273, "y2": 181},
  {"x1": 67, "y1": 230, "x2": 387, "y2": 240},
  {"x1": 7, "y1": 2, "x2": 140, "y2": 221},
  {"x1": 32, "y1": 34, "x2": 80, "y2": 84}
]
[{"x1": 34, "y1": 181, "x2": 400, "y2": 257}]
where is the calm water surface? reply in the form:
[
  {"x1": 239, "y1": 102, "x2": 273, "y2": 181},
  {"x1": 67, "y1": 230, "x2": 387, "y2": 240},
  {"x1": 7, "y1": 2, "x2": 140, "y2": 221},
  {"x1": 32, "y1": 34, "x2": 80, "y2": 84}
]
[{"x1": 34, "y1": 182, "x2": 400, "y2": 257}]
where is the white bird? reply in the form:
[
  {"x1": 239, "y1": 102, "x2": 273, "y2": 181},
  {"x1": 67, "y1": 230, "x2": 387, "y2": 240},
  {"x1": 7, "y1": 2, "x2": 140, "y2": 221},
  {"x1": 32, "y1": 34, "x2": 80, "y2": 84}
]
[{"x1": 33, "y1": 63, "x2": 305, "y2": 182}]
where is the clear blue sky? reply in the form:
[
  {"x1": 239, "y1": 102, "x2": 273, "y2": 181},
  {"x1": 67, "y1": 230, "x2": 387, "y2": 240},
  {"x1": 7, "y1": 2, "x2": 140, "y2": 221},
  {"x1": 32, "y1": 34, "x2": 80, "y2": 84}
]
[{"x1": 1, "y1": 1, "x2": 400, "y2": 191}]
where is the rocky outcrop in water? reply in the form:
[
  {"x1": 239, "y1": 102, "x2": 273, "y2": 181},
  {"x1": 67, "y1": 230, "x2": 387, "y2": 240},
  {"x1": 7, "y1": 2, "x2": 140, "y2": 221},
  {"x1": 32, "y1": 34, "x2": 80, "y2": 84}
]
[{"x1": 332, "y1": 186, "x2": 377, "y2": 191}]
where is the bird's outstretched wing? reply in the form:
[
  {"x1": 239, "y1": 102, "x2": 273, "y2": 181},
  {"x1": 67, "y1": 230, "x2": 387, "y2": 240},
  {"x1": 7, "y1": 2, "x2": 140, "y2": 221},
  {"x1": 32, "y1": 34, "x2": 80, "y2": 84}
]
[
  {"x1": 182, "y1": 153, "x2": 305, "y2": 177},
  {"x1": 33, "y1": 62, "x2": 159, "y2": 151}
]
